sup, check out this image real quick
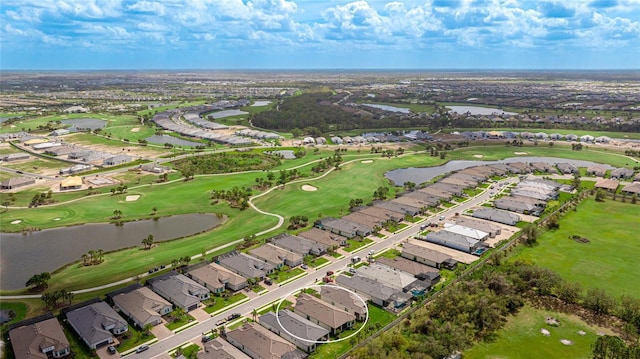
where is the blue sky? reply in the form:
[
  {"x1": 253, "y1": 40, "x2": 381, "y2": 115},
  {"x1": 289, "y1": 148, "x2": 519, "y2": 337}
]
[{"x1": 1, "y1": 0, "x2": 639, "y2": 70}]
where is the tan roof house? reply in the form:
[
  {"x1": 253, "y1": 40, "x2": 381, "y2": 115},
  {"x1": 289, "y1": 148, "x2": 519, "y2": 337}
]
[
  {"x1": 293, "y1": 293, "x2": 356, "y2": 335},
  {"x1": 224, "y1": 322, "x2": 307, "y2": 359},
  {"x1": 112, "y1": 286, "x2": 173, "y2": 328},
  {"x1": 9, "y1": 313, "x2": 70, "y2": 359}
]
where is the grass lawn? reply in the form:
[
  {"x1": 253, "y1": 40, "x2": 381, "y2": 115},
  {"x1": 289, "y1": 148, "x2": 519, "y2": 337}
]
[
  {"x1": 117, "y1": 327, "x2": 156, "y2": 353},
  {"x1": 464, "y1": 305, "x2": 614, "y2": 359},
  {"x1": 374, "y1": 248, "x2": 402, "y2": 259},
  {"x1": 257, "y1": 299, "x2": 293, "y2": 315},
  {"x1": 165, "y1": 313, "x2": 197, "y2": 331},
  {"x1": 269, "y1": 267, "x2": 306, "y2": 283},
  {"x1": 512, "y1": 199, "x2": 640, "y2": 298},
  {"x1": 344, "y1": 238, "x2": 374, "y2": 252},
  {"x1": 0, "y1": 301, "x2": 28, "y2": 331},
  {"x1": 203, "y1": 292, "x2": 248, "y2": 314},
  {"x1": 329, "y1": 252, "x2": 343, "y2": 259},
  {"x1": 252, "y1": 285, "x2": 266, "y2": 293},
  {"x1": 173, "y1": 343, "x2": 200, "y2": 358},
  {"x1": 310, "y1": 304, "x2": 396, "y2": 359},
  {"x1": 306, "y1": 256, "x2": 330, "y2": 268}
]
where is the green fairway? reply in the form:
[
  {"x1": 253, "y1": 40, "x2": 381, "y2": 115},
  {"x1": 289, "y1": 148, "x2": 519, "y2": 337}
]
[
  {"x1": 449, "y1": 144, "x2": 638, "y2": 169},
  {"x1": 512, "y1": 199, "x2": 640, "y2": 298},
  {"x1": 464, "y1": 305, "x2": 613, "y2": 359},
  {"x1": 450, "y1": 127, "x2": 640, "y2": 141}
]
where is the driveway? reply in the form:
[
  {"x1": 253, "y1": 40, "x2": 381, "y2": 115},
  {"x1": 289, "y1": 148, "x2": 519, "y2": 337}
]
[
  {"x1": 190, "y1": 307, "x2": 211, "y2": 322},
  {"x1": 151, "y1": 321, "x2": 173, "y2": 340}
]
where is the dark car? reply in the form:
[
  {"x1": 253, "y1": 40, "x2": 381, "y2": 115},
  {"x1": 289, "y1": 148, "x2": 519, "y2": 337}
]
[
  {"x1": 107, "y1": 346, "x2": 117, "y2": 355},
  {"x1": 264, "y1": 279, "x2": 273, "y2": 285},
  {"x1": 228, "y1": 313, "x2": 241, "y2": 320},
  {"x1": 202, "y1": 336, "x2": 212, "y2": 343}
]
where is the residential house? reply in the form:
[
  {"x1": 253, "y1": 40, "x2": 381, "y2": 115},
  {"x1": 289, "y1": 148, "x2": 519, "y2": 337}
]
[
  {"x1": 198, "y1": 337, "x2": 251, "y2": 359},
  {"x1": 440, "y1": 176, "x2": 475, "y2": 188},
  {"x1": 621, "y1": 182, "x2": 640, "y2": 195},
  {"x1": 9, "y1": 313, "x2": 71, "y2": 359},
  {"x1": 594, "y1": 178, "x2": 620, "y2": 192},
  {"x1": 506, "y1": 162, "x2": 531, "y2": 174},
  {"x1": 530, "y1": 162, "x2": 552, "y2": 173},
  {"x1": 271, "y1": 234, "x2": 327, "y2": 256},
  {"x1": 580, "y1": 135, "x2": 595, "y2": 143},
  {"x1": 148, "y1": 272, "x2": 210, "y2": 311},
  {"x1": 443, "y1": 224, "x2": 489, "y2": 241},
  {"x1": 45, "y1": 146, "x2": 74, "y2": 156},
  {"x1": 293, "y1": 293, "x2": 356, "y2": 335},
  {"x1": 400, "y1": 243, "x2": 456, "y2": 269},
  {"x1": 63, "y1": 299, "x2": 128, "y2": 349},
  {"x1": 586, "y1": 164, "x2": 608, "y2": 177},
  {"x1": 1, "y1": 177, "x2": 35, "y2": 190},
  {"x1": 342, "y1": 212, "x2": 386, "y2": 229},
  {"x1": 426, "y1": 183, "x2": 464, "y2": 196},
  {"x1": 374, "y1": 200, "x2": 421, "y2": 216},
  {"x1": 112, "y1": 286, "x2": 173, "y2": 328},
  {"x1": 2, "y1": 153, "x2": 30, "y2": 161},
  {"x1": 335, "y1": 275, "x2": 412, "y2": 309},
  {"x1": 423, "y1": 231, "x2": 482, "y2": 254},
  {"x1": 375, "y1": 256, "x2": 441, "y2": 283},
  {"x1": 188, "y1": 263, "x2": 247, "y2": 292},
  {"x1": 452, "y1": 217, "x2": 501, "y2": 238},
  {"x1": 319, "y1": 286, "x2": 368, "y2": 321},
  {"x1": 224, "y1": 322, "x2": 307, "y2": 359},
  {"x1": 217, "y1": 251, "x2": 275, "y2": 280},
  {"x1": 259, "y1": 310, "x2": 329, "y2": 353},
  {"x1": 357, "y1": 206, "x2": 404, "y2": 223},
  {"x1": 59, "y1": 164, "x2": 91, "y2": 175},
  {"x1": 315, "y1": 217, "x2": 372, "y2": 238},
  {"x1": 391, "y1": 196, "x2": 433, "y2": 211},
  {"x1": 595, "y1": 136, "x2": 611, "y2": 143},
  {"x1": 610, "y1": 168, "x2": 635, "y2": 179},
  {"x1": 139, "y1": 162, "x2": 169, "y2": 174},
  {"x1": 103, "y1": 155, "x2": 132, "y2": 166},
  {"x1": 298, "y1": 228, "x2": 347, "y2": 247},
  {"x1": 556, "y1": 163, "x2": 578, "y2": 174},
  {"x1": 250, "y1": 243, "x2": 303, "y2": 269},
  {"x1": 59, "y1": 176, "x2": 83, "y2": 191},
  {"x1": 416, "y1": 186, "x2": 452, "y2": 200},
  {"x1": 472, "y1": 208, "x2": 521, "y2": 226},
  {"x1": 565, "y1": 134, "x2": 578, "y2": 142},
  {"x1": 494, "y1": 197, "x2": 544, "y2": 216},
  {"x1": 355, "y1": 263, "x2": 430, "y2": 296}
]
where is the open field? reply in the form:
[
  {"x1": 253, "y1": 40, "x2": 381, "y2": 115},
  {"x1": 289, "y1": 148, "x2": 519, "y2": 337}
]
[
  {"x1": 512, "y1": 199, "x2": 640, "y2": 298},
  {"x1": 1, "y1": 113, "x2": 140, "y2": 133},
  {"x1": 464, "y1": 305, "x2": 614, "y2": 359}
]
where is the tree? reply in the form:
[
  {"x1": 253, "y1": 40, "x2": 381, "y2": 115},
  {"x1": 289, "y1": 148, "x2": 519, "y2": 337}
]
[
  {"x1": 595, "y1": 189, "x2": 607, "y2": 202},
  {"x1": 522, "y1": 223, "x2": 538, "y2": 246},
  {"x1": 151, "y1": 206, "x2": 158, "y2": 215},
  {"x1": 252, "y1": 308, "x2": 258, "y2": 321},
  {"x1": 112, "y1": 209, "x2": 123, "y2": 219},
  {"x1": 26, "y1": 272, "x2": 51, "y2": 290},
  {"x1": 142, "y1": 234, "x2": 154, "y2": 250},
  {"x1": 584, "y1": 288, "x2": 615, "y2": 315},
  {"x1": 557, "y1": 280, "x2": 582, "y2": 304}
]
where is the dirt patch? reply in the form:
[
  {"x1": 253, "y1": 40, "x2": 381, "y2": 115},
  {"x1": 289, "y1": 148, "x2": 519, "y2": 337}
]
[
  {"x1": 361, "y1": 160, "x2": 373, "y2": 163},
  {"x1": 10, "y1": 220, "x2": 22, "y2": 224},
  {"x1": 514, "y1": 151, "x2": 528, "y2": 155},
  {"x1": 569, "y1": 235, "x2": 590, "y2": 244},
  {"x1": 130, "y1": 127, "x2": 140, "y2": 132},
  {"x1": 125, "y1": 195, "x2": 141, "y2": 201},
  {"x1": 302, "y1": 185, "x2": 317, "y2": 192},
  {"x1": 473, "y1": 154, "x2": 484, "y2": 158}
]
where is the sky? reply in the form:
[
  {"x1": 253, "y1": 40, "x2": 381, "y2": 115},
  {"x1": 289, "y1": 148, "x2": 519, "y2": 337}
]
[{"x1": 1, "y1": 0, "x2": 639, "y2": 70}]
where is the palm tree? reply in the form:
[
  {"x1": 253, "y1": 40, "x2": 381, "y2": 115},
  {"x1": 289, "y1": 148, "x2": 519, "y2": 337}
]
[
  {"x1": 252, "y1": 308, "x2": 258, "y2": 321},
  {"x1": 96, "y1": 249, "x2": 104, "y2": 263},
  {"x1": 81, "y1": 253, "x2": 89, "y2": 266},
  {"x1": 88, "y1": 250, "x2": 96, "y2": 265},
  {"x1": 142, "y1": 235, "x2": 154, "y2": 250}
]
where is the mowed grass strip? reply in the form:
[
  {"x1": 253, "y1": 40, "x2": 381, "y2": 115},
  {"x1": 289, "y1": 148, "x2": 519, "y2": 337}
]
[
  {"x1": 513, "y1": 199, "x2": 640, "y2": 298},
  {"x1": 464, "y1": 305, "x2": 614, "y2": 359}
]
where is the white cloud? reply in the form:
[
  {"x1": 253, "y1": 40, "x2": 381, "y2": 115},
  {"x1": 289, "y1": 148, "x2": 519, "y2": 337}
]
[{"x1": 127, "y1": 1, "x2": 166, "y2": 15}]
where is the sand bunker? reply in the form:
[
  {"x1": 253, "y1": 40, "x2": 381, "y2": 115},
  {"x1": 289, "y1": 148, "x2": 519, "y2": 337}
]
[
  {"x1": 302, "y1": 185, "x2": 317, "y2": 192},
  {"x1": 361, "y1": 160, "x2": 373, "y2": 163},
  {"x1": 560, "y1": 339, "x2": 574, "y2": 346},
  {"x1": 473, "y1": 154, "x2": 484, "y2": 158},
  {"x1": 514, "y1": 151, "x2": 528, "y2": 155},
  {"x1": 125, "y1": 195, "x2": 141, "y2": 201},
  {"x1": 53, "y1": 218, "x2": 61, "y2": 221},
  {"x1": 10, "y1": 220, "x2": 22, "y2": 224},
  {"x1": 540, "y1": 328, "x2": 551, "y2": 336},
  {"x1": 130, "y1": 127, "x2": 140, "y2": 132}
]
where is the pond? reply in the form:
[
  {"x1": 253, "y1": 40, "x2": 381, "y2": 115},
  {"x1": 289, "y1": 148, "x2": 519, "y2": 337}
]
[
  {"x1": 363, "y1": 103, "x2": 411, "y2": 113},
  {"x1": 385, "y1": 156, "x2": 616, "y2": 186},
  {"x1": 208, "y1": 109, "x2": 249, "y2": 119},
  {"x1": 446, "y1": 106, "x2": 517, "y2": 116},
  {"x1": 0, "y1": 213, "x2": 225, "y2": 290},
  {"x1": 61, "y1": 118, "x2": 107, "y2": 130},
  {"x1": 251, "y1": 100, "x2": 272, "y2": 107},
  {"x1": 146, "y1": 134, "x2": 202, "y2": 147},
  {"x1": 0, "y1": 309, "x2": 14, "y2": 324},
  {"x1": 265, "y1": 150, "x2": 296, "y2": 159}
]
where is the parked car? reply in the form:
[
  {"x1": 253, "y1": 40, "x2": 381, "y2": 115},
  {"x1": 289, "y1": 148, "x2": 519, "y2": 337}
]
[
  {"x1": 107, "y1": 346, "x2": 117, "y2": 355},
  {"x1": 216, "y1": 319, "x2": 227, "y2": 326},
  {"x1": 301, "y1": 264, "x2": 308, "y2": 269},
  {"x1": 228, "y1": 313, "x2": 241, "y2": 320},
  {"x1": 136, "y1": 345, "x2": 149, "y2": 353},
  {"x1": 264, "y1": 279, "x2": 273, "y2": 285},
  {"x1": 326, "y1": 270, "x2": 334, "y2": 276},
  {"x1": 202, "y1": 336, "x2": 212, "y2": 343}
]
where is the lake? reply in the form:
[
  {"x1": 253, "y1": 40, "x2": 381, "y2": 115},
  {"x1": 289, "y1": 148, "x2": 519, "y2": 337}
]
[
  {"x1": 0, "y1": 213, "x2": 225, "y2": 290},
  {"x1": 208, "y1": 109, "x2": 249, "y2": 119},
  {"x1": 446, "y1": 106, "x2": 517, "y2": 116},
  {"x1": 363, "y1": 104, "x2": 411, "y2": 113},
  {"x1": 61, "y1": 118, "x2": 107, "y2": 130},
  {"x1": 251, "y1": 100, "x2": 272, "y2": 107},
  {"x1": 385, "y1": 156, "x2": 615, "y2": 186},
  {"x1": 146, "y1": 134, "x2": 202, "y2": 147}
]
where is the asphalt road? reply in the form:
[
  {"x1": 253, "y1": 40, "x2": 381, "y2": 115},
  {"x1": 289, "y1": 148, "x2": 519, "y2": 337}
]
[{"x1": 130, "y1": 176, "x2": 518, "y2": 359}]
